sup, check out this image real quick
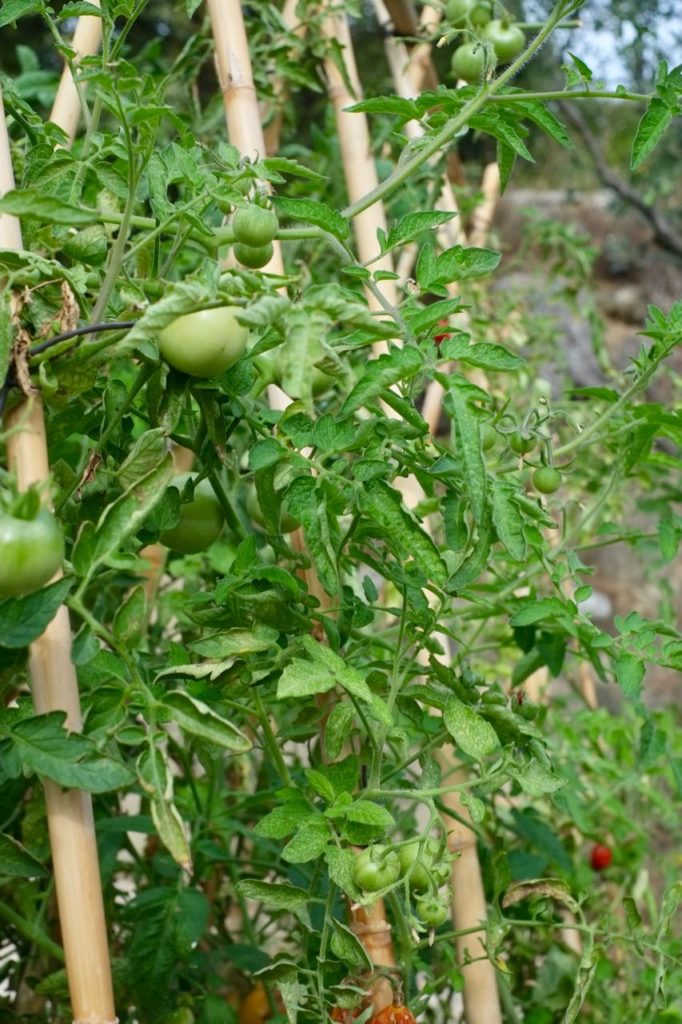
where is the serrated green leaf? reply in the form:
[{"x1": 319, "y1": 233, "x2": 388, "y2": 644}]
[
  {"x1": 444, "y1": 697, "x2": 499, "y2": 760},
  {"x1": 235, "y1": 879, "x2": 310, "y2": 910}
]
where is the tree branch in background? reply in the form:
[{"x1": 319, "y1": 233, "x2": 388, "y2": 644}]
[{"x1": 560, "y1": 100, "x2": 682, "y2": 258}]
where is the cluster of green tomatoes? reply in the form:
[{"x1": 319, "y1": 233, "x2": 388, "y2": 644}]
[
  {"x1": 446, "y1": 0, "x2": 526, "y2": 84},
  {"x1": 352, "y1": 838, "x2": 454, "y2": 929}
]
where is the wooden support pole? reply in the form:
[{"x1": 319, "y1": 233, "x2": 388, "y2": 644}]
[
  {"x1": 1, "y1": 88, "x2": 116, "y2": 1024},
  {"x1": 49, "y1": 0, "x2": 102, "y2": 143}
]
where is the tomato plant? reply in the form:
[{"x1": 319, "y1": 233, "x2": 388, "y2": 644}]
[
  {"x1": 1, "y1": 3, "x2": 681, "y2": 1023},
  {"x1": 158, "y1": 306, "x2": 249, "y2": 377}
]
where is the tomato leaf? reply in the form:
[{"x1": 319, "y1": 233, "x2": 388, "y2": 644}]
[
  {"x1": 0, "y1": 578, "x2": 73, "y2": 649},
  {"x1": 361, "y1": 478, "x2": 447, "y2": 586},
  {"x1": 235, "y1": 879, "x2": 310, "y2": 910},
  {"x1": 444, "y1": 696, "x2": 499, "y2": 760},
  {"x1": 0, "y1": 833, "x2": 49, "y2": 878},
  {"x1": 341, "y1": 346, "x2": 422, "y2": 417}
]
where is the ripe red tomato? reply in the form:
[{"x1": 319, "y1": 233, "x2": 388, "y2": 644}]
[
  {"x1": 590, "y1": 844, "x2": 612, "y2": 871},
  {"x1": 433, "y1": 319, "x2": 453, "y2": 345},
  {"x1": 371, "y1": 1007, "x2": 417, "y2": 1024}
]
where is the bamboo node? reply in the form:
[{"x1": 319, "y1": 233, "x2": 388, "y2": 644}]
[{"x1": 351, "y1": 919, "x2": 393, "y2": 938}]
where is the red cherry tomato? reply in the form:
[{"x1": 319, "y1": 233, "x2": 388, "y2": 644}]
[
  {"x1": 371, "y1": 1007, "x2": 417, "y2": 1024},
  {"x1": 590, "y1": 844, "x2": 612, "y2": 871},
  {"x1": 433, "y1": 319, "x2": 453, "y2": 345}
]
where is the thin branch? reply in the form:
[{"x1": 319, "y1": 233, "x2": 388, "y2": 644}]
[{"x1": 559, "y1": 100, "x2": 682, "y2": 258}]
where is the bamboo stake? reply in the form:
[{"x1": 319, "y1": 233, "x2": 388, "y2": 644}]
[
  {"x1": 370, "y1": 16, "x2": 503, "y2": 1016},
  {"x1": 0, "y1": 89, "x2": 116, "y2": 1024},
  {"x1": 49, "y1": 1, "x2": 102, "y2": 144}
]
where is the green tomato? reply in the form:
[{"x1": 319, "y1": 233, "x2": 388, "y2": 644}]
[
  {"x1": 415, "y1": 896, "x2": 450, "y2": 928},
  {"x1": 509, "y1": 431, "x2": 536, "y2": 456},
  {"x1": 398, "y1": 839, "x2": 448, "y2": 893},
  {"x1": 0, "y1": 507, "x2": 64, "y2": 598},
  {"x1": 232, "y1": 205, "x2": 279, "y2": 247},
  {"x1": 481, "y1": 19, "x2": 526, "y2": 62},
  {"x1": 234, "y1": 241, "x2": 273, "y2": 269},
  {"x1": 246, "y1": 486, "x2": 299, "y2": 534},
  {"x1": 532, "y1": 466, "x2": 562, "y2": 494},
  {"x1": 161, "y1": 1011, "x2": 195, "y2": 1024},
  {"x1": 445, "y1": 0, "x2": 474, "y2": 24},
  {"x1": 451, "y1": 42, "x2": 494, "y2": 83},
  {"x1": 352, "y1": 846, "x2": 401, "y2": 892},
  {"x1": 160, "y1": 474, "x2": 224, "y2": 554},
  {"x1": 159, "y1": 306, "x2": 248, "y2": 378},
  {"x1": 470, "y1": 1, "x2": 493, "y2": 26}
]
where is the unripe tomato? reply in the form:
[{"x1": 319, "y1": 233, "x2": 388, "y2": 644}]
[
  {"x1": 233, "y1": 205, "x2": 279, "y2": 247},
  {"x1": 160, "y1": 473, "x2": 224, "y2": 554},
  {"x1": 481, "y1": 19, "x2": 526, "y2": 62},
  {"x1": 159, "y1": 306, "x2": 248, "y2": 378},
  {"x1": 415, "y1": 895, "x2": 450, "y2": 928},
  {"x1": 532, "y1": 466, "x2": 562, "y2": 494},
  {"x1": 590, "y1": 843, "x2": 612, "y2": 871},
  {"x1": 446, "y1": 0, "x2": 474, "y2": 25},
  {"x1": 398, "y1": 839, "x2": 442, "y2": 893},
  {"x1": 246, "y1": 486, "x2": 299, "y2": 535},
  {"x1": 234, "y1": 241, "x2": 274, "y2": 270},
  {"x1": 371, "y1": 1006, "x2": 417, "y2": 1024},
  {"x1": 470, "y1": 1, "x2": 493, "y2": 26},
  {"x1": 352, "y1": 846, "x2": 401, "y2": 892},
  {"x1": 0, "y1": 507, "x2": 64, "y2": 598},
  {"x1": 161, "y1": 1010, "x2": 195, "y2": 1024},
  {"x1": 509, "y1": 431, "x2": 536, "y2": 455},
  {"x1": 451, "y1": 42, "x2": 494, "y2": 83}
]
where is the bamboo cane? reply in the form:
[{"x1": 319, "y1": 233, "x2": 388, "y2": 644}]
[
  {"x1": 0, "y1": 89, "x2": 116, "y2": 1024},
  {"x1": 370, "y1": 15, "x2": 504, "y2": 1015},
  {"x1": 49, "y1": 1, "x2": 102, "y2": 144}
]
